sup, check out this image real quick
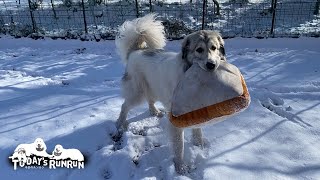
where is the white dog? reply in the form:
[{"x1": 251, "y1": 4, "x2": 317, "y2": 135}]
[
  {"x1": 51, "y1": 144, "x2": 84, "y2": 161},
  {"x1": 115, "y1": 14, "x2": 226, "y2": 173},
  {"x1": 9, "y1": 148, "x2": 27, "y2": 163},
  {"x1": 11, "y1": 138, "x2": 51, "y2": 158}
]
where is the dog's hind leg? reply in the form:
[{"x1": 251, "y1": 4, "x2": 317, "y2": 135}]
[
  {"x1": 144, "y1": 82, "x2": 162, "y2": 117},
  {"x1": 117, "y1": 92, "x2": 144, "y2": 130},
  {"x1": 117, "y1": 101, "x2": 130, "y2": 130},
  {"x1": 148, "y1": 100, "x2": 163, "y2": 117},
  {"x1": 192, "y1": 128, "x2": 204, "y2": 147},
  {"x1": 117, "y1": 77, "x2": 144, "y2": 131},
  {"x1": 169, "y1": 122, "x2": 186, "y2": 174}
]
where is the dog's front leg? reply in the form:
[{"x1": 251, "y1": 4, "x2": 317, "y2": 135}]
[
  {"x1": 192, "y1": 128, "x2": 204, "y2": 147},
  {"x1": 169, "y1": 122, "x2": 185, "y2": 174}
]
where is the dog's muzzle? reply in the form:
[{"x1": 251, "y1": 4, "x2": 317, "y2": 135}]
[
  {"x1": 36, "y1": 147, "x2": 44, "y2": 151},
  {"x1": 206, "y1": 62, "x2": 216, "y2": 70},
  {"x1": 54, "y1": 151, "x2": 62, "y2": 156}
]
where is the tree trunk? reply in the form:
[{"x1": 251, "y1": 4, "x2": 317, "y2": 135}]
[
  {"x1": 314, "y1": 0, "x2": 320, "y2": 15},
  {"x1": 212, "y1": 0, "x2": 220, "y2": 15},
  {"x1": 271, "y1": 0, "x2": 275, "y2": 10}
]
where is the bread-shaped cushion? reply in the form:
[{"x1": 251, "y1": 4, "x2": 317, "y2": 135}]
[{"x1": 170, "y1": 62, "x2": 250, "y2": 128}]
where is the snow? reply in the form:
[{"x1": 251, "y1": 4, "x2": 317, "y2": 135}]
[{"x1": 0, "y1": 36, "x2": 320, "y2": 179}]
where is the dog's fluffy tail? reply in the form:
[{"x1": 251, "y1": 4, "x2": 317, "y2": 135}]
[{"x1": 115, "y1": 14, "x2": 166, "y2": 64}]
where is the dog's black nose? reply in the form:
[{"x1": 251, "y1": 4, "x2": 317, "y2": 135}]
[{"x1": 206, "y1": 62, "x2": 216, "y2": 70}]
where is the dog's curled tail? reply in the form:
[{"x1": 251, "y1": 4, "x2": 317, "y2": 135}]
[{"x1": 115, "y1": 13, "x2": 166, "y2": 64}]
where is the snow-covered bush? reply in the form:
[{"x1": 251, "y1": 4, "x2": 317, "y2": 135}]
[
  {"x1": 63, "y1": 0, "x2": 73, "y2": 8},
  {"x1": 161, "y1": 18, "x2": 193, "y2": 39},
  {"x1": 28, "y1": 0, "x2": 41, "y2": 10}
]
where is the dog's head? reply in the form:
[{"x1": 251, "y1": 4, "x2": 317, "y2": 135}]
[
  {"x1": 53, "y1": 144, "x2": 63, "y2": 153},
  {"x1": 17, "y1": 148, "x2": 26, "y2": 156},
  {"x1": 34, "y1": 138, "x2": 46, "y2": 151},
  {"x1": 53, "y1": 144, "x2": 63, "y2": 156},
  {"x1": 181, "y1": 30, "x2": 226, "y2": 71}
]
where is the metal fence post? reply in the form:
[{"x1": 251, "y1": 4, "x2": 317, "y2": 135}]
[
  {"x1": 51, "y1": 0, "x2": 57, "y2": 19},
  {"x1": 27, "y1": 0, "x2": 36, "y2": 33},
  {"x1": 81, "y1": 0, "x2": 88, "y2": 34},
  {"x1": 315, "y1": 0, "x2": 320, "y2": 15},
  {"x1": 270, "y1": 0, "x2": 277, "y2": 36},
  {"x1": 149, "y1": 0, "x2": 153, "y2": 12},
  {"x1": 202, "y1": 0, "x2": 206, "y2": 30},
  {"x1": 135, "y1": 0, "x2": 139, "y2": 17}
]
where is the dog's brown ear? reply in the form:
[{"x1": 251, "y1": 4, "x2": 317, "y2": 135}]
[
  {"x1": 220, "y1": 44, "x2": 226, "y2": 56},
  {"x1": 216, "y1": 33, "x2": 224, "y2": 46},
  {"x1": 181, "y1": 36, "x2": 190, "y2": 60},
  {"x1": 217, "y1": 34, "x2": 226, "y2": 60},
  {"x1": 181, "y1": 37, "x2": 192, "y2": 71}
]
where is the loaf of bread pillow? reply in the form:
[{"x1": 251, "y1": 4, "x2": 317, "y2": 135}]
[{"x1": 170, "y1": 62, "x2": 250, "y2": 128}]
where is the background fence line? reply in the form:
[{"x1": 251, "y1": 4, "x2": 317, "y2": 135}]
[{"x1": 0, "y1": 0, "x2": 319, "y2": 40}]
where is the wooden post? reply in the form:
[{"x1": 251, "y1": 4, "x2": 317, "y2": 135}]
[
  {"x1": 27, "y1": 0, "x2": 36, "y2": 33},
  {"x1": 51, "y1": 0, "x2": 57, "y2": 19},
  {"x1": 212, "y1": 0, "x2": 220, "y2": 15},
  {"x1": 202, "y1": 0, "x2": 206, "y2": 30},
  {"x1": 314, "y1": 0, "x2": 320, "y2": 15},
  {"x1": 270, "y1": 0, "x2": 277, "y2": 36},
  {"x1": 81, "y1": 0, "x2": 88, "y2": 34},
  {"x1": 135, "y1": 0, "x2": 139, "y2": 17},
  {"x1": 149, "y1": 0, "x2": 152, "y2": 12}
]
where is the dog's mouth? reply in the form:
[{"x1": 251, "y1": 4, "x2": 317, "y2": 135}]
[
  {"x1": 199, "y1": 64, "x2": 215, "y2": 72},
  {"x1": 36, "y1": 147, "x2": 44, "y2": 151},
  {"x1": 206, "y1": 62, "x2": 216, "y2": 71},
  {"x1": 54, "y1": 151, "x2": 62, "y2": 156},
  {"x1": 196, "y1": 62, "x2": 217, "y2": 72}
]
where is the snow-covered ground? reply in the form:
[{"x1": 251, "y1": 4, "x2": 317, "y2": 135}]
[{"x1": 0, "y1": 36, "x2": 320, "y2": 179}]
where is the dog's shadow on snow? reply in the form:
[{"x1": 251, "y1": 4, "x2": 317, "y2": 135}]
[
  {"x1": 126, "y1": 109, "x2": 167, "y2": 137},
  {"x1": 127, "y1": 111, "x2": 153, "y2": 124}
]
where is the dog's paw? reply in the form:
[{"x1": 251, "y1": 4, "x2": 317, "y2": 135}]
[
  {"x1": 110, "y1": 131, "x2": 124, "y2": 151},
  {"x1": 173, "y1": 157, "x2": 190, "y2": 174},
  {"x1": 193, "y1": 137, "x2": 210, "y2": 149},
  {"x1": 174, "y1": 161, "x2": 190, "y2": 175},
  {"x1": 192, "y1": 138, "x2": 204, "y2": 148},
  {"x1": 149, "y1": 108, "x2": 164, "y2": 117}
]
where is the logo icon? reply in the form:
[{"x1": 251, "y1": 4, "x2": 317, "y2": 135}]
[{"x1": 9, "y1": 138, "x2": 85, "y2": 170}]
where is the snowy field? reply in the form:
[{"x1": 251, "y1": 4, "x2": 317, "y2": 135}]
[{"x1": 0, "y1": 36, "x2": 320, "y2": 179}]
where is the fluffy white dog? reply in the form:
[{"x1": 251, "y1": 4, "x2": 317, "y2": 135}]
[
  {"x1": 10, "y1": 138, "x2": 51, "y2": 158},
  {"x1": 51, "y1": 144, "x2": 84, "y2": 161},
  {"x1": 115, "y1": 14, "x2": 226, "y2": 173},
  {"x1": 9, "y1": 148, "x2": 27, "y2": 163}
]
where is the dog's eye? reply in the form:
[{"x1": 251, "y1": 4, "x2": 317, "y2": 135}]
[
  {"x1": 196, "y1": 47, "x2": 204, "y2": 53},
  {"x1": 211, "y1": 46, "x2": 216, "y2": 50}
]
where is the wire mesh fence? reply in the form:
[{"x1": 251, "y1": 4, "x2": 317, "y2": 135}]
[{"x1": 0, "y1": 0, "x2": 319, "y2": 40}]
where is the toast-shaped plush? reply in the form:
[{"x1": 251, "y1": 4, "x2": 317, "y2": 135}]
[{"x1": 170, "y1": 62, "x2": 250, "y2": 128}]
